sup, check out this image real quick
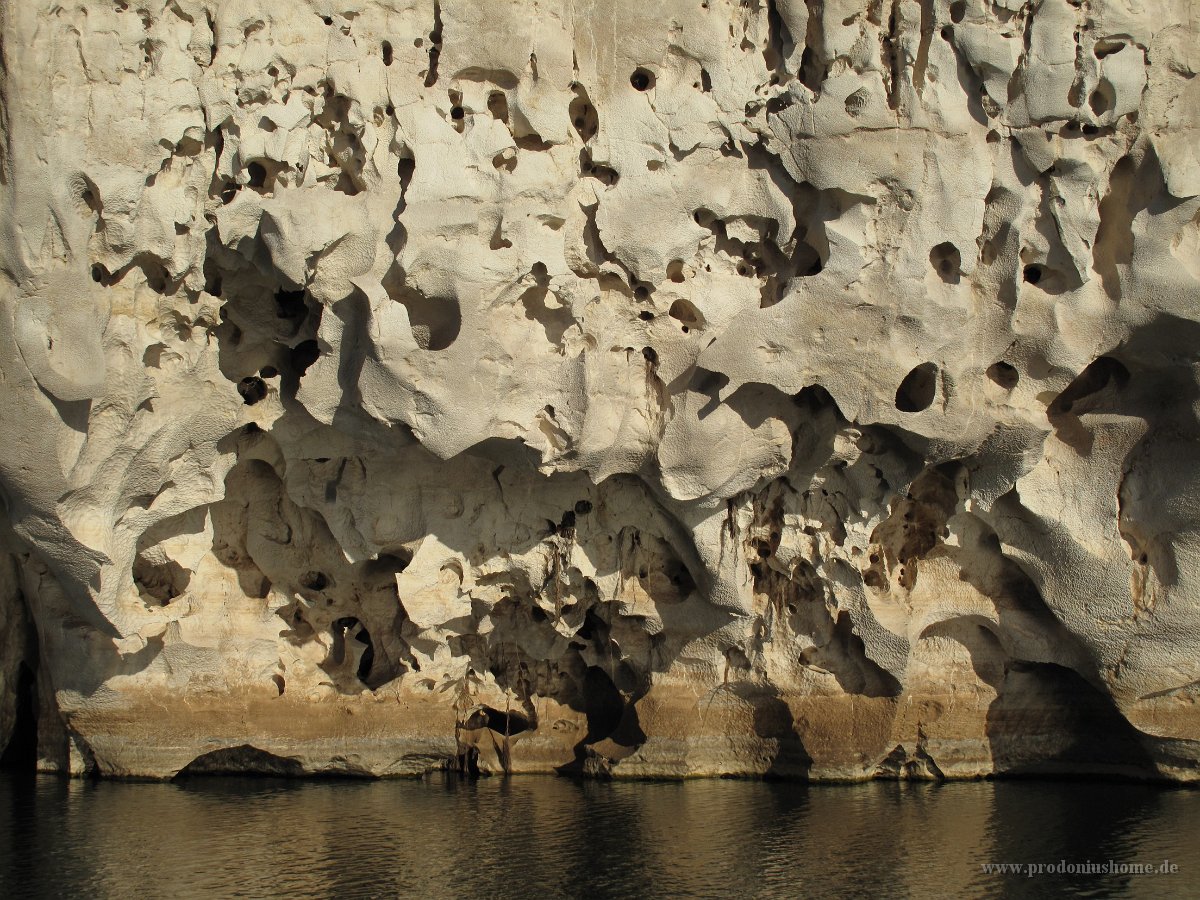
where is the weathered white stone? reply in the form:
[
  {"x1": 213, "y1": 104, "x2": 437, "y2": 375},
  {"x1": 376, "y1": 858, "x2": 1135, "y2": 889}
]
[{"x1": 0, "y1": 0, "x2": 1198, "y2": 781}]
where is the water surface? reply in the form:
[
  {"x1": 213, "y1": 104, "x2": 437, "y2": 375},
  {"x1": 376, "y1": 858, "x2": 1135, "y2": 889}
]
[{"x1": 2, "y1": 773, "x2": 1197, "y2": 898}]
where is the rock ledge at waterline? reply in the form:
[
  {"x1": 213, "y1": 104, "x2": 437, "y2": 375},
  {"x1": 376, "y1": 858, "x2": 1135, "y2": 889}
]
[{"x1": 1, "y1": 0, "x2": 1198, "y2": 782}]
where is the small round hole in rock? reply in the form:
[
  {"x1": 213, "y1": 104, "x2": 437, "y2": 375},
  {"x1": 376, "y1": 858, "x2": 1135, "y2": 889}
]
[
  {"x1": 300, "y1": 571, "x2": 328, "y2": 591},
  {"x1": 986, "y1": 361, "x2": 1019, "y2": 390},
  {"x1": 669, "y1": 298, "x2": 702, "y2": 329},
  {"x1": 450, "y1": 106, "x2": 464, "y2": 120},
  {"x1": 238, "y1": 376, "x2": 267, "y2": 405},
  {"x1": 246, "y1": 161, "x2": 267, "y2": 188},
  {"x1": 950, "y1": 0, "x2": 966, "y2": 22},
  {"x1": 1023, "y1": 264, "x2": 1043, "y2": 285},
  {"x1": 895, "y1": 362, "x2": 938, "y2": 412},
  {"x1": 642, "y1": 346, "x2": 658, "y2": 365},
  {"x1": 488, "y1": 91, "x2": 509, "y2": 123},
  {"x1": 638, "y1": 311, "x2": 654, "y2": 321},
  {"x1": 630, "y1": 68, "x2": 654, "y2": 91},
  {"x1": 634, "y1": 285, "x2": 649, "y2": 300},
  {"x1": 929, "y1": 241, "x2": 961, "y2": 284},
  {"x1": 574, "y1": 499, "x2": 593, "y2": 515},
  {"x1": 382, "y1": 41, "x2": 393, "y2": 65}
]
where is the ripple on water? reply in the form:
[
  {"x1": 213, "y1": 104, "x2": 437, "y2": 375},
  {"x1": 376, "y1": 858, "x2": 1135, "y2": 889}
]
[{"x1": 1, "y1": 774, "x2": 1198, "y2": 899}]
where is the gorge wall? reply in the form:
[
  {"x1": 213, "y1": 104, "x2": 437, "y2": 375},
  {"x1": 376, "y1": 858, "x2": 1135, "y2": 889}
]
[{"x1": 1, "y1": 0, "x2": 1199, "y2": 781}]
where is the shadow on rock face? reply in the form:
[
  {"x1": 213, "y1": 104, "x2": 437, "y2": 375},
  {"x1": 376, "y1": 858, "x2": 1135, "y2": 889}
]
[
  {"x1": 730, "y1": 682, "x2": 812, "y2": 779},
  {"x1": 985, "y1": 662, "x2": 1155, "y2": 778}
]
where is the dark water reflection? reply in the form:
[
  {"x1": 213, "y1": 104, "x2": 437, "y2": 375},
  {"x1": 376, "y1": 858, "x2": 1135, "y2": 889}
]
[{"x1": 2, "y1": 772, "x2": 1198, "y2": 898}]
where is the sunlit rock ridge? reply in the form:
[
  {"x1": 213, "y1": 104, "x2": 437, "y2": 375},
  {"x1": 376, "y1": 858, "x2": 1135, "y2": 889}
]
[{"x1": 0, "y1": 0, "x2": 1198, "y2": 781}]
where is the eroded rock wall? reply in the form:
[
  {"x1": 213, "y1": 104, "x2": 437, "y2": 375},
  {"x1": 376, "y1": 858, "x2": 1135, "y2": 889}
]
[{"x1": 0, "y1": 0, "x2": 1198, "y2": 780}]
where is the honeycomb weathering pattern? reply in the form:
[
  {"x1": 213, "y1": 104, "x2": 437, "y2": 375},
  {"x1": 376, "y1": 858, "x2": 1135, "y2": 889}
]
[{"x1": 0, "y1": 0, "x2": 1198, "y2": 780}]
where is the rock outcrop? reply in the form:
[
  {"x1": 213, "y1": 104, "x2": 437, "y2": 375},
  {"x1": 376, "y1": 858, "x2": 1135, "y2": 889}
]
[{"x1": 1, "y1": 0, "x2": 1198, "y2": 781}]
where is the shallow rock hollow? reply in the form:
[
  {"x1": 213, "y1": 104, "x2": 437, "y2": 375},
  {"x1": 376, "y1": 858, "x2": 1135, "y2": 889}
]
[{"x1": 1, "y1": 0, "x2": 1199, "y2": 781}]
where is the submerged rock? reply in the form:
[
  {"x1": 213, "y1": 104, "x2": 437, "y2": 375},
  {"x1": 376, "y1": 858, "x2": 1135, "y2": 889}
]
[{"x1": 0, "y1": 0, "x2": 1198, "y2": 781}]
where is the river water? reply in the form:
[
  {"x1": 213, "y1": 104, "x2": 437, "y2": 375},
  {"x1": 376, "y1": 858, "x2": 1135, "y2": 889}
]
[{"x1": 1, "y1": 772, "x2": 1197, "y2": 898}]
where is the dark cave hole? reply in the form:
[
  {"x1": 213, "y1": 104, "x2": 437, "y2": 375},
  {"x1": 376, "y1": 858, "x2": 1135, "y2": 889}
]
[
  {"x1": 630, "y1": 68, "x2": 654, "y2": 91},
  {"x1": 382, "y1": 40, "x2": 393, "y2": 66},
  {"x1": 642, "y1": 346, "x2": 658, "y2": 365},
  {"x1": 275, "y1": 288, "x2": 308, "y2": 320},
  {"x1": 484, "y1": 91, "x2": 509, "y2": 125},
  {"x1": 987, "y1": 360, "x2": 1019, "y2": 390},
  {"x1": 355, "y1": 627, "x2": 375, "y2": 682},
  {"x1": 950, "y1": 0, "x2": 966, "y2": 22},
  {"x1": 569, "y1": 86, "x2": 597, "y2": 140},
  {"x1": 237, "y1": 376, "x2": 267, "y2": 405},
  {"x1": 895, "y1": 362, "x2": 938, "y2": 412},
  {"x1": 371, "y1": 552, "x2": 411, "y2": 575},
  {"x1": 0, "y1": 663, "x2": 38, "y2": 770},
  {"x1": 291, "y1": 340, "x2": 321, "y2": 375},
  {"x1": 582, "y1": 667, "x2": 625, "y2": 743},
  {"x1": 638, "y1": 311, "x2": 654, "y2": 321},
  {"x1": 577, "y1": 608, "x2": 605, "y2": 642},
  {"x1": 574, "y1": 499, "x2": 593, "y2": 515},
  {"x1": 1089, "y1": 85, "x2": 1114, "y2": 116},
  {"x1": 396, "y1": 289, "x2": 461, "y2": 351},
  {"x1": 668, "y1": 298, "x2": 702, "y2": 330},
  {"x1": 464, "y1": 706, "x2": 533, "y2": 737},
  {"x1": 930, "y1": 241, "x2": 961, "y2": 284},
  {"x1": 300, "y1": 571, "x2": 329, "y2": 591},
  {"x1": 246, "y1": 162, "x2": 267, "y2": 189},
  {"x1": 1023, "y1": 264, "x2": 1043, "y2": 285}
]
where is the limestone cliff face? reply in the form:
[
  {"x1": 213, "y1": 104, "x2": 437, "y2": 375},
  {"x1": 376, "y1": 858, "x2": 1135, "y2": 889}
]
[{"x1": 0, "y1": 0, "x2": 1197, "y2": 781}]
